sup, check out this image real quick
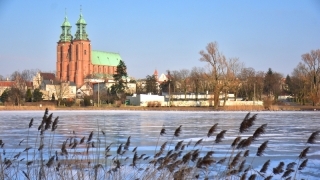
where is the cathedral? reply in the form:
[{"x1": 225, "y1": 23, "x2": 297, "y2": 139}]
[{"x1": 56, "y1": 11, "x2": 122, "y2": 88}]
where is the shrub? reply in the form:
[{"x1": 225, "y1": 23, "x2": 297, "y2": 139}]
[
  {"x1": 263, "y1": 97, "x2": 273, "y2": 110},
  {"x1": 83, "y1": 95, "x2": 92, "y2": 106},
  {"x1": 61, "y1": 98, "x2": 75, "y2": 107},
  {"x1": 115, "y1": 100, "x2": 122, "y2": 107}
]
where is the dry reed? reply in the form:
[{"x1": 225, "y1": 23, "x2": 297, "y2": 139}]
[{"x1": 0, "y1": 109, "x2": 318, "y2": 180}]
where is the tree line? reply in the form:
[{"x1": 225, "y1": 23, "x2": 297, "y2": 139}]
[
  {"x1": 0, "y1": 70, "x2": 43, "y2": 106},
  {"x1": 1, "y1": 42, "x2": 320, "y2": 108},
  {"x1": 140, "y1": 42, "x2": 320, "y2": 108}
]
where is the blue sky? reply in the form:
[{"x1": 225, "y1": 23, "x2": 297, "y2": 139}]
[{"x1": 0, "y1": 0, "x2": 319, "y2": 79}]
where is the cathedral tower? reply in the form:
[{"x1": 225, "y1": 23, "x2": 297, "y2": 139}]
[
  {"x1": 56, "y1": 15, "x2": 72, "y2": 82},
  {"x1": 71, "y1": 11, "x2": 91, "y2": 87},
  {"x1": 57, "y1": 10, "x2": 91, "y2": 88}
]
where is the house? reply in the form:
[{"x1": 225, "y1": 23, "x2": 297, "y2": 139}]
[
  {"x1": 76, "y1": 82, "x2": 93, "y2": 98},
  {"x1": 92, "y1": 79, "x2": 136, "y2": 95},
  {"x1": 40, "y1": 80, "x2": 76, "y2": 100},
  {"x1": 0, "y1": 80, "x2": 33, "y2": 95},
  {"x1": 0, "y1": 81, "x2": 14, "y2": 97},
  {"x1": 33, "y1": 72, "x2": 56, "y2": 89}
]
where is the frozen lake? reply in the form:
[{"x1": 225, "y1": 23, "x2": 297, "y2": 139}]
[{"x1": 0, "y1": 110, "x2": 319, "y2": 179}]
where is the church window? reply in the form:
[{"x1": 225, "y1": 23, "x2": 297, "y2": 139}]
[
  {"x1": 84, "y1": 50, "x2": 86, "y2": 55},
  {"x1": 76, "y1": 45, "x2": 78, "y2": 60},
  {"x1": 60, "y1": 46, "x2": 63, "y2": 60}
]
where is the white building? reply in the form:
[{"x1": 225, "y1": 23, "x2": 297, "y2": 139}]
[
  {"x1": 92, "y1": 79, "x2": 136, "y2": 94},
  {"x1": 40, "y1": 80, "x2": 77, "y2": 100}
]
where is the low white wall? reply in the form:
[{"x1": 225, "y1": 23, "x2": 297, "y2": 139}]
[
  {"x1": 126, "y1": 94, "x2": 165, "y2": 106},
  {"x1": 223, "y1": 101, "x2": 263, "y2": 106},
  {"x1": 126, "y1": 95, "x2": 263, "y2": 107}
]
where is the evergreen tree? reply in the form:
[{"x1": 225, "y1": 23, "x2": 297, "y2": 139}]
[
  {"x1": 284, "y1": 75, "x2": 292, "y2": 95},
  {"x1": 111, "y1": 60, "x2": 128, "y2": 97},
  {"x1": 264, "y1": 68, "x2": 273, "y2": 96},
  {"x1": 51, "y1": 93, "x2": 55, "y2": 101},
  {"x1": 32, "y1": 88, "x2": 43, "y2": 102},
  {"x1": 145, "y1": 75, "x2": 158, "y2": 94},
  {"x1": 83, "y1": 95, "x2": 92, "y2": 106},
  {"x1": 0, "y1": 90, "x2": 9, "y2": 103},
  {"x1": 25, "y1": 89, "x2": 32, "y2": 102}
]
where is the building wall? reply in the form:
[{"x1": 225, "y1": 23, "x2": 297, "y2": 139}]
[
  {"x1": 56, "y1": 40, "x2": 117, "y2": 88},
  {"x1": 41, "y1": 82, "x2": 76, "y2": 100},
  {"x1": 126, "y1": 94, "x2": 165, "y2": 106}
]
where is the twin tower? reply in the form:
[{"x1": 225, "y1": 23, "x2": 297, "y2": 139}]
[{"x1": 56, "y1": 11, "x2": 122, "y2": 88}]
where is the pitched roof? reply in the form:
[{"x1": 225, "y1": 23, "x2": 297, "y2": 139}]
[
  {"x1": 0, "y1": 81, "x2": 14, "y2": 87},
  {"x1": 154, "y1": 69, "x2": 158, "y2": 76},
  {"x1": 26, "y1": 82, "x2": 33, "y2": 87},
  {"x1": 40, "y1": 73, "x2": 56, "y2": 80},
  {"x1": 0, "y1": 81, "x2": 32, "y2": 87},
  {"x1": 91, "y1": 50, "x2": 121, "y2": 66}
]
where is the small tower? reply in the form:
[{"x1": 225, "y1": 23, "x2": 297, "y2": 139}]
[
  {"x1": 154, "y1": 69, "x2": 159, "y2": 81},
  {"x1": 56, "y1": 14, "x2": 72, "y2": 82}
]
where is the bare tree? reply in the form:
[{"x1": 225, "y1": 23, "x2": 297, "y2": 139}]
[
  {"x1": 145, "y1": 75, "x2": 158, "y2": 94},
  {"x1": 21, "y1": 69, "x2": 39, "y2": 81},
  {"x1": 291, "y1": 62, "x2": 310, "y2": 105},
  {"x1": 300, "y1": 49, "x2": 320, "y2": 105},
  {"x1": 171, "y1": 69, "x2": 190, "y2": 99},
  {"x1": 199, "y1": 42, "x2": 227, "y2": 109},
  {"x1": 238, "y1": 68, "x2": 264, "y2": 101},
  {"x1": 221, "y1": 58, "x2": 244, "y2": 105},
  {"x1": 10, "y1": 71, "x2": 28, "y2": 105}
]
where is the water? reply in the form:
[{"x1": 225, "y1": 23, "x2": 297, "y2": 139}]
[{"x1": 0, "y1": 110, "x2": 319, "y2": 179}]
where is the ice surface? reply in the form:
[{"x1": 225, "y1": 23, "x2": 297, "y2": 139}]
[{"x1": 0, "y1": 110, "x2": 319, "y2": 179}]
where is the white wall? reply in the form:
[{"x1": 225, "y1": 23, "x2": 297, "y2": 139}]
[
  {"x1": 126, "y1": 93, "x2": 263, "y2": 107},
  {"x1": 127, "y1": 94, "x2": 164, "y2": 106}
]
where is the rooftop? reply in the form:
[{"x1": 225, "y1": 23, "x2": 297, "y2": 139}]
[{"x1": 91, "y1": 50, "x2": 121, "y2": 66}]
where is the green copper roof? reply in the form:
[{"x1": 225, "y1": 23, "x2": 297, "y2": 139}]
[
  {"x1": 76, "y1": 13, "x2": 86, "y2": 24},
  {"x1": 61, "y1": 16, "x2": 71, "y2": 27},
  {"x1": 59, "y1": 16, "x2": 72, "y2": 42},
  {"x1": 91, "y1": 51, "x2": 121, "y2": 66},
  {"x1": 74, "y1": 12, "x2": 88, "y2": 40}
]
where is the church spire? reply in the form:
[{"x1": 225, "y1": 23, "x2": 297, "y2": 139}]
[
  {"x1": 74, "y1": 6, "x2": 88, "y2": 40},
  {"x1": 59, "y1": 9, "x2": 72, "y2": 42}
]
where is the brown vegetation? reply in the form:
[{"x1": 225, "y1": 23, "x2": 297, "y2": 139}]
[{"x1": 0, "y1": 109, "x2": 318, "y2": 179}]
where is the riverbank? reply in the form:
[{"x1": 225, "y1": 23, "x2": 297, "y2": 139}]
[{"x1": 0, "y1": 104, "x2": 318, "y2": 111}]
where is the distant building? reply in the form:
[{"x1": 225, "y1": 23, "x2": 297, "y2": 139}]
[
  {"x1": 92, "y1": 79, "x2": 137, "y2": 95},
  {"x1": 0, "y1": 80, "x2": 33, "y2": 94},
  {"x1": 76, "y1": 82, "x2": 93, "y2": 98},
  {"x1": 33, "y1": 72, "x2": 56, "y2": 89},
  {"x1": 40, "y1": 80, "x2": 76, "y2": 100},
  {"x1": 56, "y1": 10, "x2": 123, "y2": 88}
]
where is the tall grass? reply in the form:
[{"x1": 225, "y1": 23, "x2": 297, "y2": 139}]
[{"x1": 0, "y1": 108, "x2": 318, "y2": 180}]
